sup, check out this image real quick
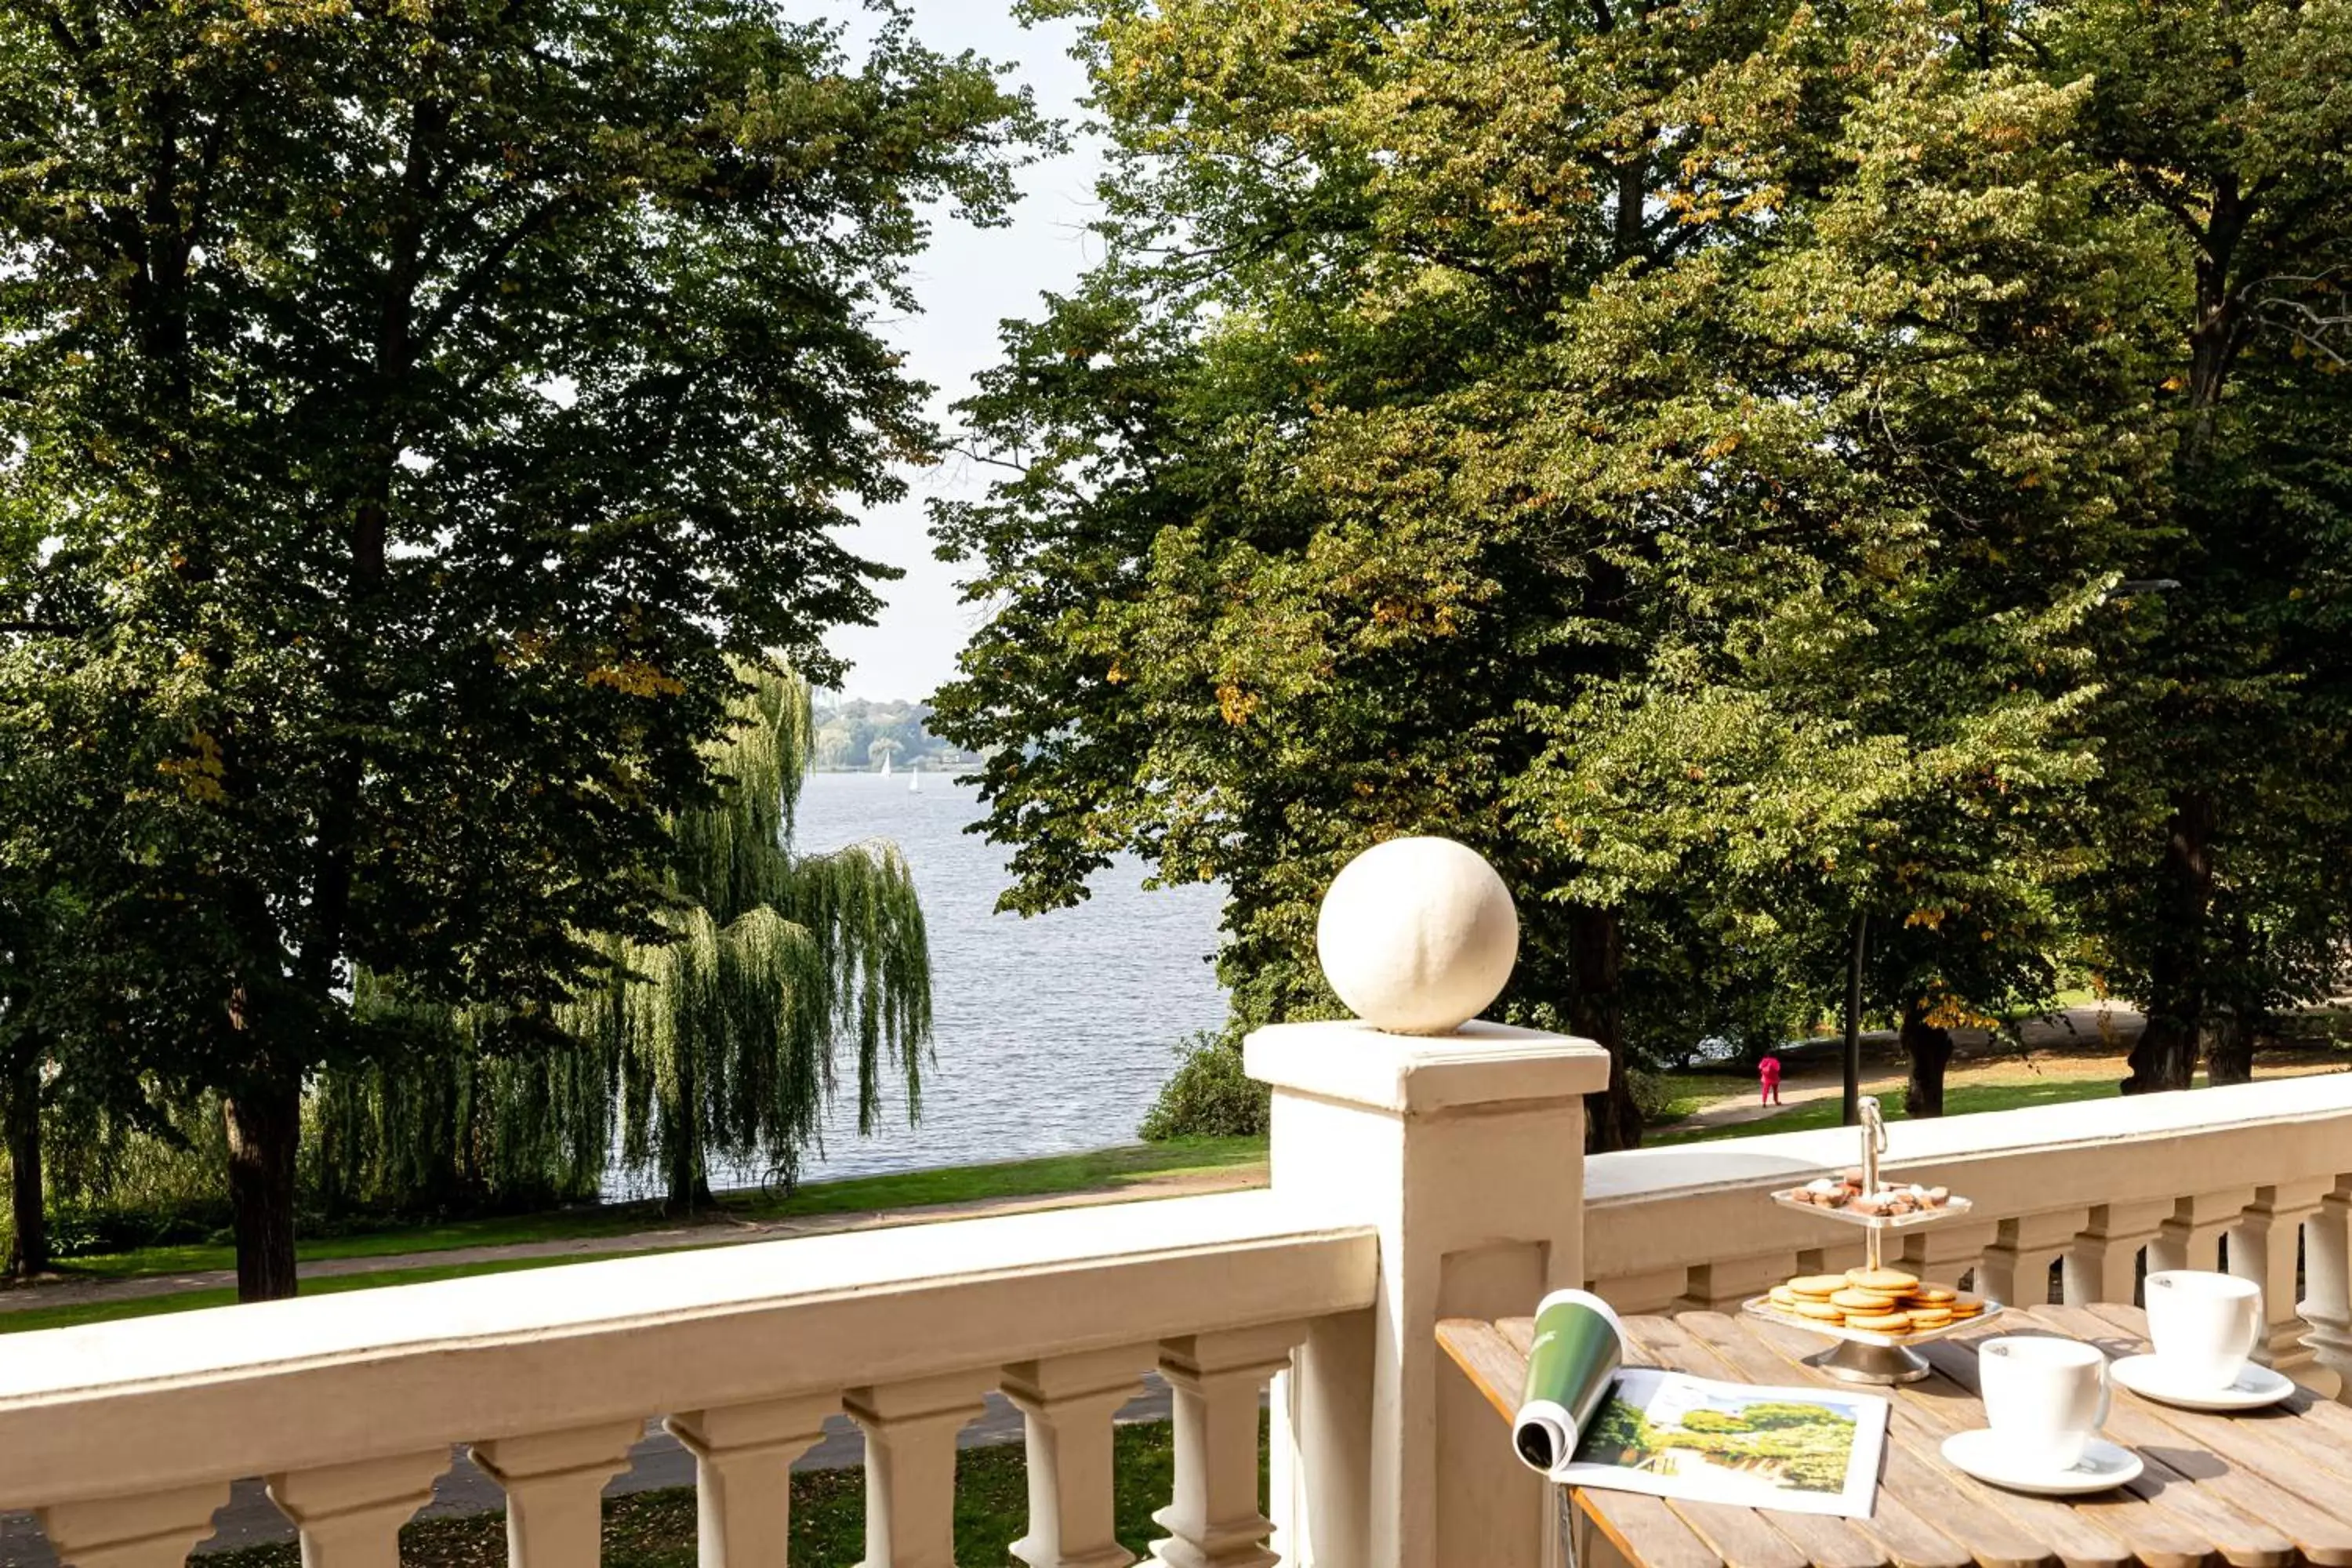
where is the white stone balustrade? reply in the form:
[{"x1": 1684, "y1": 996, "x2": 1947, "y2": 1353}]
[
  {"x1": 0, "y1": 1014, "x2": 1610, "y2": 1568},
  {"x1": 1584, "y1": 1073, "x2": 2352, "y2": 1396},
  {"x1": 0, "y1": 1190, "x2": 1377, "y2": 1568},
  {"x1": 8, "y1": 1046, "x2": 2352, "y2": 1568}
]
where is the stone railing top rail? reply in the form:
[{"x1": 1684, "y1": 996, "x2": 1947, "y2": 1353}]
[
  {"x1": 1588, "y1": 1070, "x2": 2352, "y2": 1204},
  {"x1": 0, "y1": 1189, "x2": 1377, "y2": 1507},
  {"x1": 1582, "y1": 1073, "x2": 2352, "y2": 1283}
]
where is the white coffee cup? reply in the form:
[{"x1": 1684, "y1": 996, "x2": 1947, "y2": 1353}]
[
  {"x1": 2145, "y1": 1270, "x2": 2263, "y2": 1391},
  {"x1": 1978, "y1": 1335, "x2": 2111, "y2": 1472}
]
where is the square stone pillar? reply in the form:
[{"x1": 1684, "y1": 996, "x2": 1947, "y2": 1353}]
[{"x1": 1248, "y1": 1018, "x2": 1610, "y2": 1568}]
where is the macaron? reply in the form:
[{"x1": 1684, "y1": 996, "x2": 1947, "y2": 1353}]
[
  {"x1": 1831, "y1": 1287, "x2": 1897, "y2": 1312},
  {"x1": 1846, "y1": 1267, "x2": 1920, "y2": 1294}
]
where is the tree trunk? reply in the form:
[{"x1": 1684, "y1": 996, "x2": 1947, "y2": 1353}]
[
  {"x1": 2123, "y1": 791, "x2": 2216, "y2": 1094},
  {"x1": 1899, "y1": 998, "x2": 1955, "y2": 1119},
  {"x1": 4, "y1": 1049, "x2": 46, "y2": 1279},
  {"x1": 223, "y1": 1073, "x2": 303, "y2": 1301},
  {"x1": 663, "y1": 1038, "x2": 708, "y2": 1214},
  {"x1": 2207, "y1": 1011, "x2": 2255, "y2": 1087},
  {"x1": 1842, "y1": 914, "x2": 1867, "y2": 1127},
  {"x1": 1567, "y1": 904, "x2": 1643, "y2": 1152}
]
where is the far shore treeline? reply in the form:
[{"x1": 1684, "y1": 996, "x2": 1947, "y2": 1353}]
[{"x1": 5, "y1": 0, "x2": 2350, "y2": 1301}]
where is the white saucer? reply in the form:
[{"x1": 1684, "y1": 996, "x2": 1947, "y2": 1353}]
[
  {"x1": 1940, "y1": 1429, "x2": 2143, "y2": 1495},
  {"x1": 2111, "y1": 1355, "x2": 2297, "y2": 1411}
]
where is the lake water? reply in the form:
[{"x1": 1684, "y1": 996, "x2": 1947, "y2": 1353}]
[{"x1": 684, "y1": 770, "x2": 1233, "y2": 1190}]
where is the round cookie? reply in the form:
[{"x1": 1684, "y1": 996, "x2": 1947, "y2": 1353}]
[
  {"x1": 1905, "y1": 1308, "x2": 1954, "y2": 1329},
  {"x1": 1769, "y1": 1286, "x2": 1800, "y2": 1307},
  {"x1": 1910, "y1": 1285, "x2": 1958, "y2": 1305},
  {"x1": 1846, "y1": 1267, "x2": 1920, "y2": 1294},
  {"x1": 1946, "y1": 1297, "x2": 1984, "y2": 1318},
  {"x1": 1788, "y1": 1275, "x2": 1847, "y2": 1298},
  {"x1": 1791, "y1": 1300, "x2": 1846, "y2": 1322},
  {"x1": 1847, "y1": 1311, "x2": 1914, "y2": 1333},
  {"x1": 1830, "y1": 1287, "x2": 1897, "y2": 1312}
]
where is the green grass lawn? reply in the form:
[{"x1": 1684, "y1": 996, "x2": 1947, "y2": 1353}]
[
  {"x1": 45, "y1": 1136, "x2": 1271, "y2": 1285},
  {"x1": 201, "y1": 1419, "x2": 1226, "y2": 1568},
  {"x1": 1647, "y1": 1075, "x2": 2131, "y2": 1145},
  {"x1": 1650, "y1": 1071, "x2": 1761, "y2": 1120}
]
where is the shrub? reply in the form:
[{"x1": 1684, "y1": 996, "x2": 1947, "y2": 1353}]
[
  {"x1": 1138, "y1": 1031, "x2": 1269, "y2": 1141},
  {"x1": 1627, "y1": 1069, "x2": 1679, "y2": 1124}
]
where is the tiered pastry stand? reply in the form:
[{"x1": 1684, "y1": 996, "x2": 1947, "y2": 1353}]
[{"x1": 1740, "y1": 1096, "x2": 2002, "y2": 1384}]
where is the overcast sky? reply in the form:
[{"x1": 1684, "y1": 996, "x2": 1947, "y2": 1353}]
[{"x1": 817, "y1": 3, "x2": 1106, "y2": 702}]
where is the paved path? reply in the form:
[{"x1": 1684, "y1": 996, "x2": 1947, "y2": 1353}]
[{"x1": 0, "y1": 1165, "x2": 1267, "y2": 1318}]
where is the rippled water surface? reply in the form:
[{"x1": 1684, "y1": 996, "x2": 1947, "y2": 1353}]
[{"x1": 694, "y1": 771, "x2": 1232, "y2": 1189}]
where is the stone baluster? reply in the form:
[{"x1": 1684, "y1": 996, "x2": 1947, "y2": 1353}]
[
  {"x1": 2231, "y1": 1181, "x2": 2337, "y2": 1368},
  {"x1": 1976, "y1": 1210, "x2": 2085, "y2": 1308},
  {"x1": 1582, "y1": 1267, "x2": 1687, "y2": 1316},
  {"x1": 2064, "y1": 1200, "x2": 2172, "y2": 1306},
  {"x1": 1682, "y1": 1252, "x2": 1805, "y2": 1313},
  {"x1": 846, "y1": 1371, "x2": 995, "y2": 1568},
  {"x1": 2299, "y1": 1178, "x2": 2352, "y2": 1401},
  {"x1": 1003, "y1": 1348, "x2": 1150, "y2": 1568},
  {"x1": 2149, "y1": 1190, "x2": 2254, "y2": 1274},
  {"x1": 472, "y1": 1420, "x2": 643, "y2": 1568},
  {"x1": 267, "y1": 1451, "x2": 449, "y2": 1568},
  {"x1": 1897, "y1": 1219, "x2": 2000, "y2": 1297},
  {"x1": 1150, "y1": 1325, "x2": 1299, "y2": 1568},
  {"x1": 666, "y1": 1395, "x2": 838, "y2": 1568},
  {"x1": 35, "y1": 1484, "x2": 230, "y2": 1568}
]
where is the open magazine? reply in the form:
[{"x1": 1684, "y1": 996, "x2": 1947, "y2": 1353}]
[{"x1": 1513, "y1": 1290, "x2": 1889, "y2": 1519}]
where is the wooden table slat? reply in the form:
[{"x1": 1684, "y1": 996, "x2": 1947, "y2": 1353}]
[
  {"x1": 1601, "y1": 1491, "x2": 1758, "y2": 1568},
  {"x1": 2020, "y1": 1309, "x2": 2352, "y2": 1538},
  {"x1": 1805, "y1": 1321, "x2": 2210, "y2": 1568},
  {"x1": 1662, "y1": 1311, "x2": 2049, "y2": 1568},
  {"x1": 1439, "y1": 1302, "x2": 2352, "y2": 1568},
  {"x1": 1437, "y1": 1317, "x2": 1532, "y2": 1425},
  {"x1": 1915, "y1": 1313, "x2": 2288, "y2": 1568},
  {"x1": 2074, "y1": 1302, "x2": 2352, "y2": 1450},
  {"x1": 1722, "y1": 1312, "x2": 2137, "y2": 1568},
  {"x1": 2020, "y1": 1306, "x2": 2352, "y2": 1567},
  {"x1": 1620, "y1": 1315, "x2": 1900, "y2": 1568}
]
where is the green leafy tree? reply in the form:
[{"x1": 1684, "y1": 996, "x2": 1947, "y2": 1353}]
[
  {"x1": 0, "y1": 0, "x2": 1034, "y2": 1296},
  {"x1": 937, "y1": 0, "x2": 2158, "y2": 1147},
  {"x1": 314, "y1": 665, "x2": 931, "y2": 1216},
  {"x1": 2033, "y1": 0, "x2": 2352, "y2": 1091}
]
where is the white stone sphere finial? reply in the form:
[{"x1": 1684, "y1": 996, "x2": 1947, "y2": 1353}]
[{"x1": 1316, "y1": 836, "x2": 1520, "y2": 1036}]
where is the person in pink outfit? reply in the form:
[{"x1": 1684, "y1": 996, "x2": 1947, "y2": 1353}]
[{"x1": 1759, "y1": 1053, "x2": 1784, "y2": 1107}]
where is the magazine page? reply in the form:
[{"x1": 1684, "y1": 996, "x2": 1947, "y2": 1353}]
[{"x1": 1554, "y1": 1367, "x2": 1889, "y2": 1519}]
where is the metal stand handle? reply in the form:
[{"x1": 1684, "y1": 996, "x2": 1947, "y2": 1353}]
[{"x1": 1860, "y1": 1097, "x2": 1888, "y2": 1272}]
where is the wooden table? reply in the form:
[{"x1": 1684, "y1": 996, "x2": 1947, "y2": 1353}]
[{"x1": 1438, "y1": 1303, "x2": 2352, "y2": 1568}]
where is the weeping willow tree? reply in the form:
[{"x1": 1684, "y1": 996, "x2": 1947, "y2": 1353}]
[
  {"x1": 310, "y1": 978, "x2": 615, "y2": 1215},
  {"x1": 320, "y1": 664, "x2": 931, "y2": 1214},
  {"x1": 572, "y1": 663, "x2": 932, "y2": 1209}
]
